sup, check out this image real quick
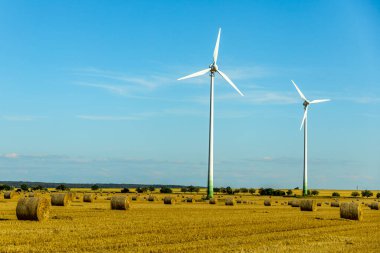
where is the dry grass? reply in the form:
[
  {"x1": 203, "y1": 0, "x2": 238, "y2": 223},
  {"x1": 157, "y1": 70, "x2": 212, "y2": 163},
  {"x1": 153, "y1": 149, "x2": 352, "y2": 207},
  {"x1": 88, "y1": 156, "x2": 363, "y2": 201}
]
[{"x1": 0, "y1": 192, "x2": 380, "y2": 252}]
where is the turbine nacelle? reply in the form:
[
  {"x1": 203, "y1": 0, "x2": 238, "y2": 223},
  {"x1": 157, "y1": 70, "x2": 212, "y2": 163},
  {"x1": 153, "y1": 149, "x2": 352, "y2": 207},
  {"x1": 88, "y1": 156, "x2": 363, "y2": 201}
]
[
  {"x1": 291, "y1": 80, "x2": 330, "y2": 130},
  {"x1": 177, "y1": 28, "x2": 244, "y2": 97},
  {"x1": 209, "y1": 63, "x2": 218, "y2": 73}
]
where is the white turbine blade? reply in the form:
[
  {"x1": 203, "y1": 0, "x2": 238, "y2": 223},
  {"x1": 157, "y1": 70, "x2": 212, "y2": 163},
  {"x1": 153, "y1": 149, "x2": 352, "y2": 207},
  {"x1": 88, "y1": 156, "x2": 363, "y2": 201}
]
[
  {"x1": 217, "y1": 70, "x2": 244, "y2": 96},
  {"x1": 300, "y1": 106, "x2": 309, "y2": 130},
  {"x1": 309, "y1": 99, "x2": 331, "y2": 104},
  {"x1": 177, "y1": 68, "x2": 210, "y2": 81},
  {"x1": 291, "y1": 80, "x2": 307, "y2": 101},
  {"x1": 213, "y1": 28, "x2": 221, "y2": 64}
]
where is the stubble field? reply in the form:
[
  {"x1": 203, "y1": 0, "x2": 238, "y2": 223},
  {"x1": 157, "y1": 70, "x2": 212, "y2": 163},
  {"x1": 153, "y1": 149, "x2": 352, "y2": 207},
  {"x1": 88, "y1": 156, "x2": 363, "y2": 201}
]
[{"x1": 1, "y1": 190, "x2": 380, "y2": 253}]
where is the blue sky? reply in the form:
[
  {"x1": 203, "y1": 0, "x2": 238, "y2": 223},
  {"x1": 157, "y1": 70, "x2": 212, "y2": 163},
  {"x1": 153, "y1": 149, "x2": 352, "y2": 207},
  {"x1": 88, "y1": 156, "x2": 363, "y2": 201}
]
[{"x1": 0, "y1": 1, "x2": 379, "y2": 189}]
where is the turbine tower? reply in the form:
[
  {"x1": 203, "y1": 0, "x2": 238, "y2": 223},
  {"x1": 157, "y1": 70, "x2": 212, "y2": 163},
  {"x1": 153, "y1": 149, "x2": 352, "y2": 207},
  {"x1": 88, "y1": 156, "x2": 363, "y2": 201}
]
[
  {"x1": 178, "y1": 28, "x2": 244, "y2": 199},
  {"x1": 291, "y1": 80, "x2": 330, "y2": 196}
]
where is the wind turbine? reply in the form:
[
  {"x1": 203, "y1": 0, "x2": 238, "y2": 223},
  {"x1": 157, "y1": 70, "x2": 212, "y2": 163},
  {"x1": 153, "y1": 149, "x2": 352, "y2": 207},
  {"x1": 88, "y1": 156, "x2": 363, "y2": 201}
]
[
  {"x1": 291, "y1": 80, "x2": 330, "y2": 196},
  {"x1": 178, "y1": 28, "x2": 244, "y2": 199}
]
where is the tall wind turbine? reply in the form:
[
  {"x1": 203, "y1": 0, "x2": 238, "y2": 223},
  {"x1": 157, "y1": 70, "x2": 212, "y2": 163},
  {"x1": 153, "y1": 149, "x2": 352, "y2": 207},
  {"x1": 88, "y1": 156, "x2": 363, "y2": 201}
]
[
  {"x1": 291, "y1": 80, "x2": 330, "y2": 196},
  {"x1": 178, "y1": 28, "x2": 244, "y2": 199}
]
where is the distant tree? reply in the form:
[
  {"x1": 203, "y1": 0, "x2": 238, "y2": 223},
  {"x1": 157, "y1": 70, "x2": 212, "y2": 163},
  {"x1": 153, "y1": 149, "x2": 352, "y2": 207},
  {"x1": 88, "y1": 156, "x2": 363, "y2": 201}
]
[
  {"x1": 332, "y1": 192, "x2": 340, "y2": 197},
  {"x1": 286, "y1": 189, "x2": 293, "y2": 196},
  {"x1": 361, "y1": 190, "x2": 373, "y2": 198},
  {"x1": 148, "y1": 186, "x2": 155, "y2": 192},
  {"x1": 181, "y1": 187, "x2": 188, "y2": 193},
  {"x1": 294, "y1": 187, "x2": 299, "y2": 190},
  {"x1": 160, "y1": 186, "x2": 172, "y2": 194},
  {"x1": 259, "y1": 188, "x2": 274, "y2": 196},
  {"x1": 311, "y1": 190, "x2": 319, "y2": 196},
  {"x1": 220, "y1": 187, "x2": 226, "y2": 193},
  {"x1": 20, "y1": 184, "x2": 29, "y2": 191},
  {"x1": 273, "y1": 190, "x2": 286, "y2": 196},
  {"x1": 240, "y1": 188, "x2": 248, "y2": 193},
  {"x1": 31, "y1": 185, "x2": 44, "y2": 191},
  {"x1": 351, "y1": 191, "x2": 360, "y2": 197},
  {"x1": 187, "y1": 185, "x2": 196, "y2": 192},
  {"x1": 226, "y1": 186, "x2": 233, "y2": 195},
  {"x1": 91, "y1": 185, "x2": 100, "y2": 191},
  {"x1": 213, "y1": 187, "x2": 220, "y2": 193},
  {"x1": 248, "y1": 188, "x2": 256, "y2": 194},
  {"x1": 233, "y1": 189, "x2": 240, "y2": 194},
  {"x1": 194, "y1": 187, "x2": 200, "y2": 193},
  {"x1": 136, "y1": 187, "x2": 143, "y2": 193},
  {"x1": 56, "y1": 184, "x2": 69, "y2": 191},
  {"x1": 377, "y1": 193, "x2": 380, "y2": 199},
  {"x1": 0, "y1": 184, "x2": 11, "y2": 191},
  {"x1": 121, "y1": 188, "x2": 130, "y2": 193}
]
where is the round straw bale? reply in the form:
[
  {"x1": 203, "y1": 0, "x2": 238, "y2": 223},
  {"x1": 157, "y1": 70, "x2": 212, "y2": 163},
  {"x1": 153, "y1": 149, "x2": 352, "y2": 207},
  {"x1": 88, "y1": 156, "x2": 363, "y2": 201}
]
[
  {"x1": 132, "y1": 196, "x2": 138, "y2": 201},
  {"x1": 67, "y1": 192, "x2": 76, "y2": 201},
  {"x1": 110, "y1": 196, "x2": 130, "y2": 210},
  {"x1": 331, "y1": 201, "x2": 340, "y2": 207},
  {"x1": 340, "y1": 202, "x2": 363, "y2": 221},
  {"x1": 163, "y1": 197, "x2": 175, "y2": 204},
  {"x1": 4, "y1": 191, "x2": 14, "y2": 199},
  {"x1": 236, "y1": 199, "x2": 242, "y2": 204},
  {"x1": 243, "y1": 200, "x2": 247, "y2": 204},
  {"x1": 370, "y1": 202, "x2": 380, "y2": 210},
  {"x1": 28, "y1": 192, "x2": 35, "y2": 197},
  {"x1": 291, "y1": 200, "x2": 300, "y2": 207},
  {"x1": 300, "y1": 200, "x2": 317, "y2": 211},
  {"x1": 148, "y1": 195, "x2": 156, "y2": 201},
  {"x1": 264, "y1": 199, "x2": 271, "y2": 206},
  {"x1": 317, "y1": 202, "x2": 322, "y2": 207},
  {"x1": 83, "y1": 193, "x2": 94, "y2": 203},
  {"x1": 51, "y1": 193, "x2": 71, "y2": 206},
  {"x1": 186, "y1": 197, "x2": 195, "y2": 203},
  {"x1": 288, "y1": 200, "x2": 293, "y2": 206},
  {"x1": 209, "y1": 198, "x2": 216, "y2": 204},
  {"x1": 16, "y1": 197, "x2": 50, "y2": 221},
  {"x1": 225, "y1": 198, "x2": 235, "y2": 206}
]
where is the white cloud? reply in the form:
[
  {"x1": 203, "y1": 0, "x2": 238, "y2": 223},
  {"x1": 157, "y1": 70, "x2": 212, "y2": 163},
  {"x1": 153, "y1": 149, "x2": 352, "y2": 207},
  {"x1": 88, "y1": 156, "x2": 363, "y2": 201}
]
[
  {"x1": 76, "y1": 115, "x2": 141, "y2": 121},
  {"x1": 1, "y1": 116, "x2": 44, "y2": 121},
  {"x1": 4, "y1": 153, "x2": 19, "y2": 159}
]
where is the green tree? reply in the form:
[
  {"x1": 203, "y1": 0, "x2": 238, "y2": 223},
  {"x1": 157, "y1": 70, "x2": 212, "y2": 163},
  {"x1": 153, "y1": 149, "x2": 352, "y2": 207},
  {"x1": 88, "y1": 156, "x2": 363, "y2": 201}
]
[
  {"x1": 286, "y1": 189, "x2": 293, "y2": 196},
  {"x1": 188, "y1": 185, "x2": 196, "y2": 192},
  {"x1": 213, "y1": 187, "x2": 220, "y2": 193},
  {"x1": 332, "y1": 192, "x2": 340, "y2": 197},
  {"x1": 240, "y1": 188, "x2": 248, "y2": 193},
  {"x1": 226, "y1": 186, "x2": 233, "y2": 195},
  {"x1": 311, "y1": 190, "x2": 319, "y2": 196},
  {"x1": 248, "y1": 188, "x2": 256, "y2": 194},
  {"x1": 148, "y1": 186, "x2": 155, "y2": 192},
  {"x1": 160, "y1": 186, "x2": 172, "y2": 194},
  {"x1": 20, "y1": 184, "x2": 29, "y2": 191},
  {"x1": 351, "y1": 191, "x2": 360, "y2": 197},
  {"x1": 121, "y1": 188, "x2": 130, "y2": 193},
  {"x1": 0, "y1": 184, "x2": 11, "y2": 191},
  {"x1": 181, "y1": 187, "x2": 188, "y2": 193},
  {"x1": 361, "y1": 190, "x2": 373, "y2": 198},
  {"x1": 91, "y1": 185, "x2": 100, "y2": 191},
  {"x1": 233, "y1": 189, "x2": 240, "y2": 194},
  {"x1": 377, "y1": 193, "x2": 380, "y2": 199},
  {"x1": 56, "y1": 184, "x2": 69, "y2": 191}
]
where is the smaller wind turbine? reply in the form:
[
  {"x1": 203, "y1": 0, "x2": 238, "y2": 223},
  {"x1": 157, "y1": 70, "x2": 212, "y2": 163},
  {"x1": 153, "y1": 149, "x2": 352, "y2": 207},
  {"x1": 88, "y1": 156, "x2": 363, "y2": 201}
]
[{"x1": 291, "y1": 80, "x2": 330, "y2": 196}]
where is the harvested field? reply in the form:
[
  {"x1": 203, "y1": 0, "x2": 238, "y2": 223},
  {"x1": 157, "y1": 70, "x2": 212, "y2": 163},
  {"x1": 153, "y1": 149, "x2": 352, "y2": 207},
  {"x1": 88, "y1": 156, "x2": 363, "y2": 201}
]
[{"x1": 0, "y1": 193, "x2": 380, "y2": 252}]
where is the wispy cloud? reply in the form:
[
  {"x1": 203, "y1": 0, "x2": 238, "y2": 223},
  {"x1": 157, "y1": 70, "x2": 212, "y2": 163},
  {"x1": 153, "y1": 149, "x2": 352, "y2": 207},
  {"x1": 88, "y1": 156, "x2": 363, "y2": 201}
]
[
  {"x1": 1, "y1": 115, "x2": 44, "y2": 121},
  {"x1": 3, "y1": 153, "x2": 19, "y2": 159},
  {"x1": 76, "y1": 115, "x2": 141, "y2": 121},
  {"x1": 73, "y1": 67, "x2": 177, "y2": 97}
]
